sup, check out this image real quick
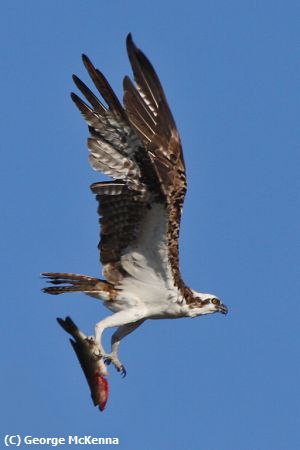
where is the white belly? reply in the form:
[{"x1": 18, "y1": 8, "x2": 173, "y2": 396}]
[{"x1": 103, "y1": 282, "x2": 186, "y2": 319}]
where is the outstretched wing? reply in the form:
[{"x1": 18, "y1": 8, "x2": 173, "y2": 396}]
[
  {"x1": 72, "y1": 34, "x2": 188, "y2": 296},
  {"x1": 124, "y1": 34, "x2": 186, "y2": 200}
]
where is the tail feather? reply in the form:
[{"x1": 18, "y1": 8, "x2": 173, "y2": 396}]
[{"x1": 41, "y1": 272, "x2": 116, "y2": 298}]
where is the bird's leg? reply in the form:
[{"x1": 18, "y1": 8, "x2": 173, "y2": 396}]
[
  {"x1": 94, "y1": 310, "x2": 146, "y2": 375},
  {"x1": 104, "y1": 320, "x2": 145, "y2": 376}
]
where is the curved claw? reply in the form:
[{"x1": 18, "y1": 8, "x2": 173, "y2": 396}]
[
  {"x1": 102, "y1": 354, "x2": 126, "y2": 376},
  {"x1": 118, "y1": 365, "x2": 126, "y2": 378},
  {"x1": 103, "y1": 357, "x2": 112, "y2": 366}
]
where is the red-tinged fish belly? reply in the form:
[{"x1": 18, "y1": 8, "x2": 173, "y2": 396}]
[
  {"x1": 97, "y1": 357, "x2": 108, "y2": 377},
  {"x1": 93, "y1": 374, "x2": 109, "y2": 411}
]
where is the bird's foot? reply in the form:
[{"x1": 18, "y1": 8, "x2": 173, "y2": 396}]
[
  {"x1": 86, "y1": 337, "x2": 126, "y2": 376},
  {"x1": 86, "y1": 336, "x2": 106, "y2": 360},
  {"x1": 103, "y1": 353, "x2": 126, "y2": 377}
]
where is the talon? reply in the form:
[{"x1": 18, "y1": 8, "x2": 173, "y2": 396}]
[
  {"x1": 104, "y1": 357, "x2": 112, "y2": 365},
  {"x1": 85, "y1": 337, "x2": 106, "y2": 361},
  {"x1": 102, "y1": 353, "x2": 126, "y2": 376},
  {"x1": 119, "y1": 365, "x2": 126, "y2": 377}
]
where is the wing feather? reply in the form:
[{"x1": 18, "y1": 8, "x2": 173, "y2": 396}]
[
  {"x1": 72, "y1": 74, "x2": 106, "y2": 113},
  {"x1": 72, "y1": 35, "x2": 188, "y2": 296},
  {"x1": 124, "y1": 34, "x2": 186, "y2": 199},
  {"x1": 82, "y1": 54, "x2": 126, "y2": 120}
]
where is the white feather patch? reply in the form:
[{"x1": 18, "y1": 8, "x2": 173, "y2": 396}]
[{"x1": 119, "y1": 203, "x2": 176, "y2": 296}]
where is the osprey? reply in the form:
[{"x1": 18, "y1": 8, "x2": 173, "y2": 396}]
[{"x1": 43, "y1": 34, "x2": 228, "y2": 376}]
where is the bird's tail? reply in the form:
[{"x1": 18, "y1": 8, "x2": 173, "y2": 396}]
[{"x1": 41, "y1": 272, "x2": 116, "y2": 299}]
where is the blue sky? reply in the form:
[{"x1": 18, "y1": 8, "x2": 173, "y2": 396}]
[{"x1": 1, "y1": 1, "x2": 299, "y2": 449}]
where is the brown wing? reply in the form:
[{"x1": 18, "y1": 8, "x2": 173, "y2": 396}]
[
  {"x1": 123, "y1": 34, "x2": 187, "y2": 289},
  {"x1": 72, "y1": 35, "x2": 187, "y2": 292},
  {"x1": 124, "y1": 34, "x2": 187, "y2": 200}
]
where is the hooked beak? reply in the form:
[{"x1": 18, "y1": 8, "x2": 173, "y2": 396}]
[{"x1": 218, "y1": 304, "x2": 228, "y2": 315}]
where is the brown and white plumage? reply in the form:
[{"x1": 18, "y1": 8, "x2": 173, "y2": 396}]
[{"x1": 43, "y1": 34, "x2": 227, "y2": 375}]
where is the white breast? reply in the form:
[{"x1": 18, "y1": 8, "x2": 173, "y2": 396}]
[{"x1": 120, "y1": 203, "x2": 176, "y2": 290}]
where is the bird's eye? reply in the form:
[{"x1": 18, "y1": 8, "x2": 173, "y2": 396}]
[{"x1": 211, "y1": 298, "x2": 220, "y2": 305}]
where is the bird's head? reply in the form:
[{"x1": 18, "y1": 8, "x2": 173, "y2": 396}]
[{"x1": 188, "y1": 292, "x2": 228, "y2": 317}]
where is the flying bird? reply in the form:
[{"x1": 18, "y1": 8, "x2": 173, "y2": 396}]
[{"x1": 43, "y1": 34, "x2": 228, "y2": 376}]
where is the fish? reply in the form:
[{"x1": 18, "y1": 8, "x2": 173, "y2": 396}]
[{"x1": 56, "y1": 316, "x2": 109, "y2": 411}]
